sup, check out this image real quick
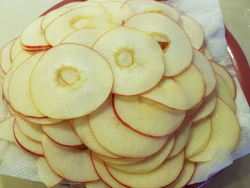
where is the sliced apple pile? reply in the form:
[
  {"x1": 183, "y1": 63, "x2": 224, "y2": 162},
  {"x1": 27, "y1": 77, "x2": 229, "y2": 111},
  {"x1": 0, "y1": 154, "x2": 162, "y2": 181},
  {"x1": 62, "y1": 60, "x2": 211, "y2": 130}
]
[{"x1": 0, "y1": 0, "x2": 241, "y2": 187}]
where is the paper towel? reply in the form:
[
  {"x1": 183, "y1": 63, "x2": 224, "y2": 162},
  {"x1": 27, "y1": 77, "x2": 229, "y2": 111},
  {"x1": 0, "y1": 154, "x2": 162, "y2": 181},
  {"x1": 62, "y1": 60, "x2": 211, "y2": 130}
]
[{"x1": 0, "y1": 0, "x2": 249, "y2": 185}]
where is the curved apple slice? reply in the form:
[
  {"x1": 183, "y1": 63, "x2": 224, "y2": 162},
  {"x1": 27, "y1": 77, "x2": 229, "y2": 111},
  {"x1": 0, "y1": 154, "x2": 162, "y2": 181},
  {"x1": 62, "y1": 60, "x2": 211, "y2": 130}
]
[
  {"x1": 113, "y1": 95, "x2": 185, "y2": 137},
  {"x1": 179, "y1": 15, "x2": 204, "y2": 50},
  {"x1": 211, "y1": 61, "x2": 236, "y2": 99},
  {"x1": 192, "y1": 49, "x2": 216, "y2": 97},
  {"x1": 98, "y1": 154, "x2": 146, "y2": 165},
  {"x1": 109, "y1": 134, "x2": 175, "y2": 173},
  {"x1": 93, "y1": 26, "x2": 165, "y2": 95},
  {"x1": 30, "y1": 44, "x2": 113, "y2": 119},
  {"x1": 185, "y1": 117, "x2": 212, "y2": 159},
  {"x1": 15, "y1": 114, "x2": 43, "y2": 142},
  {"x1": 11, "y1": 50, "x2": 35, "y2": 72},
  {"x1": 188, "y1": 97, "x2": 240, "y2": 162},
  {"x1": 89, "y1": 96, "x2": 168, "y2": 158},
  {"x1": 0, "y1": 40, "x2": 14, "y2": 74},
  {"x1": 142, "y1": 64, "x2": 205, "y2": 110},
  {"x1": 73, "y1": 116, "x2": 123, "y2": 159},
  {"x1": 13, "y1": 122, "x2": 43, "y2": 156},
  {"x1": 0, "y1": 116, "x2": 15, "y2": 143},
  {"x1": 25, "y1": 116, "x2": 63, "y2": 125},
  {"x1": 106, "y1": 150, "x2": 185, "y2": 188},
  {"x1": 42, "y1": 135, "x2": 99, "y2": 183},
  {"x1": 20, "y1": 16, "x2": 51, "y2": 50},
  {"x1": 203, "y1": 47, "x2": 213, "y2": 60},
  {"x1": 45, "y1": 6, "x2": 113, "y2": 46},
  {"x1": 124, "y1": 0, "x2": 180, "y2": 22},
  {"x1": 124, "y1": 12, "x2": 192, "y2": 77},
  {"x1": 2, "y1": 70, "x2": 12, "y2": 101},
  {"x1": 8, "y1": 52, "x2": 46, "y2": 118},
  {"x1": 10, "y1": 37, "x2": 23, "y2": 61},
  {"x1": 42, "y1": 120, "x2": 83, "y2": 147}
]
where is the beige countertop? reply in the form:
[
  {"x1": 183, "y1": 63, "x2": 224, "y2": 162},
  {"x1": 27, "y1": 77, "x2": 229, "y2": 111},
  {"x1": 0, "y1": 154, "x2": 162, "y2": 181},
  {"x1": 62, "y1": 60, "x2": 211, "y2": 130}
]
[{"x1": 0, "y1": 0, "x2": 249, "y2": 187}]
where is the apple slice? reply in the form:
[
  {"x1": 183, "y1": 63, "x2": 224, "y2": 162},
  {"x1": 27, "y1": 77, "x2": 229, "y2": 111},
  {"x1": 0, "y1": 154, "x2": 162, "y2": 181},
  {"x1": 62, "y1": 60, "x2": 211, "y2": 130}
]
[
  {"x1": 113, "y1": 95, "x2": 185, "y2": 137},
  {"x1": 20, "y1": 16, "x2": 51, "y2": 50},
  {"x1": 167, "y1": 120, "x2": 191, "y2": 158},
  {"x1": 44, "y1": 6, "x2": 113, "y2": 46},
  {"x1": 93, "y1": 26, "x2": 165, "y2": 95},
  {"x1": 0, "y1": 99, "x2": 8, "y2": 122},
  {"x1": 98, "y1": 154, "x2": 146, "y2": 165},
  {"x1": 2, "y1": 70, "x2": 13, "y2": 101},
  {"x1": 203, "y1": 47, "x2": 213, "y2": 60},
  {"x1": 30, "y1": 43, "x2": 113, "y2": 119},
  {"x1": 25, "y1": 116, "x2": 63, "y2": 125},
  {"x1": 192, "y1": 91, "x2": 217, "y2": 123},
  {"x1": 42, "y1": 135, "x2": 99, "y2": 183},
  {"x1": 124, "y1": 0, "x2": 180, "y2": 22},
  {"x1": 42, "y1": 120, "x2": 84, "y2": 147},
  {"x1": 142, "y1": 64, "x2": 205, "y2": 110},
  {"x1": 211, "y1": 61, "x2": 236, "y2": 99},
  {"x1": 124, "y1": 12, "x2": 192, "y2": 77},
  {"x1": 106, "y1": 150, "x2": 185, "y2": 188},
  {"x1": 13, "y1": 121, "x2": 43, "y2": 156},
  {"x1": 85, "y1": 179, "x2": 110, "y2": 188},
  {"x1": 10, "y1": 37, "x2": 23, "y2": 61},
  {"x1": 36, "y1": 157, "x2": 63, "y2": 188},
  {"x1": 73, "y1": 116, "x2": 124, "y2": 159},
  {"x1": 192, "y1": 49, "x2": 216, "y2": 97},
  {"x1": 8, "y1": 52, "x2": 46, "y2": 118},
  {"x1": 0, "y1": 40, "x2": 14, "y2": 74},
  {"x1": 166, "y1": 161, "x2": 196, "y2": 188},
  {"x1": 179, "y1": 15, "x2": 204, "y2": 50},
  {"x1": 15, "y1": 114, "x2": 43, "y2": 142},
  {"x1": 91, "y1": 151, "x2": 127, "y2": 188},
  {"x1": 0, "y1": 116, "x2": 15, "y2": 143},
  {"x1": 89, "y1": 96, "x2": 168, "y2": 158},
  {"x1": 11, "y1": 50, "x2": 35, "y2": 72},
  {"x1": 109, "y1": 134, "x2": 175, "y2": 173},
  {"x1": 215, "y1": 74, "x2": 236, "y2": 112},
  {"x1": 185, "y1": 117, "x2": 212, "y2": 159},
  {"x1": 188, "y1": 97, "x2": 240, "y2": 162}
]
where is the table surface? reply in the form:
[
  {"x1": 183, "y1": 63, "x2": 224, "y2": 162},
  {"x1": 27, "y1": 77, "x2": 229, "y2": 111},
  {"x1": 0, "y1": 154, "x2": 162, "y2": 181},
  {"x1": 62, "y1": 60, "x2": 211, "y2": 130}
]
[{"x1": 0, "y1": 0, "x2": 249, "y2": 187}]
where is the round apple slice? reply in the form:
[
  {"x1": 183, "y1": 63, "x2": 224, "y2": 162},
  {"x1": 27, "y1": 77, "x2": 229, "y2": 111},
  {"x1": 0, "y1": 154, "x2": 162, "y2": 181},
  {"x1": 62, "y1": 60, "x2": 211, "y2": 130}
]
[
  {"x1": 42, "y1": 120, "x2": 84, "y2": 147},
  {"x1": 30, "y1": 43, "x2": 113, "y2": 119},
  {"x1": 124, "y1": 12, "x2": 193, "y2": 77},
  {"x1": 89, "y1": 96, "x2": 168, "y2": 158},
  {"x1": 113, "y1": 95, "x2": 185, "y2": 137},
  {"x1": 93, "y1": 26, "x2": 165, "y2": 95},
  {"x1": 42, "y1": 135, "x2": 99, "y2": 183},
  {"x1": 142, "y1": 64, "x2": 205, "y2": 110},
  {"x1": 8, "y1": 52, "x2": 46, "y2": 118},
  {"x1": 44, "y1": 6, "x2": 113, "y2": 46}
]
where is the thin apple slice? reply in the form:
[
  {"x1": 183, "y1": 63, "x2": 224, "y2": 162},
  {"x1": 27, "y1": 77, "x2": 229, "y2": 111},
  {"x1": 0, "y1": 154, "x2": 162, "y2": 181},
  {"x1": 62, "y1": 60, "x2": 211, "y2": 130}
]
[
  {"x1": 106, "y1": 150, "x2": 185, "y2": 188},
  {"x1": 124, "y1": 12, "x2": 192, "y2": 77},
  {"x1": 15, "y1": 114, "x2": 43, "y2": 142},
  {"x1": 0, "y1": 116, "x2": 15, "y2": 143},
  {"x1": 8, "y1": 52, "x2": 46, "y2": 118},
  {"x1": 73, "y1": 116, "x2": 123, "y2": 159},
  {"x1": 10, "y1": 37, "x2": 23, "y2": 61},
  {"x1": 109, "y1": 134, "x2": 175, "y2": 173},
  {"x1": 167, "y1": 120, "x2": 191, "y2": 158},
  {"x1": 142, "y1": 64, "x2": 205, "y2": 110},
  {"x1": 42, "y1": 120, "x2": 83, "y2": 147},
  {"x1": 13, "y1": 121, "x2": 43, "y2": 156},
  {"x1": 36, "y1": 157, "x2": 63, "y2": 188},
  {"x1": 20, "y1": 16, "x2": 51, "y2": 50},
  {"x1": 185, "y1": 117, "x2": 212, "y2": 159},
  {"x1": 211, "y1": 61, "x2": 236, "y2": 99},
  {"x1": 85, "y1": 179, "x2": 110, "y2": 188},
  {"x1": 215, "y1": 74, "x2": 236, "y2": 112},
  {"x1": 89, "y1": 96, "x2": 168, "y2": 158},
  {"x1": 203, "y1": 47, "x2": 213, "y2": 60},
  {"x1": 2, "y1": 70, "x2": 13, "y2": 101},
  {"x1": 25, "y1": 116, "x2": 63, "y2": 125},
  {"x1": 192, "y1": 91, "x2": 217, "y2": 123},
  {"x1": 188, "y1": 97, "x2": 240, "y2": 162},
  {"x1": 113, "y1": 95, "x2": 185, "y2": 137},
  {"x1": 0, "y1": 99, "x2": 8, "y2": 122},
  {"x1": 42, "y1": 135, "x2": 99, "y2": 183},
  {"x1": 98, "y1": 154, "x2": 146, "y2": 165},
  {"x1": 91, "y1": 151, "x2": 127, "y2": 188},
  {"x1": 11, "y1": 50, "x2": 35, "y2": 72},
  {"x1": 30, "y1": 43, "x2": 113, "y2": 119},
  {"x1": 192, "y1": 49, "x2": 216, "y2": 97},
  {"x1": 93, "y1": 26, "x2": 165, "y2": 95},
  {"x1": 185, "y1": 100, "x2": 204, "y2": 119},
  {"x1": 166, "y1": 161, "x2": 196, "y2": 188},
  {"x1": 0, "y1": 40, "x2": 14, "y2": 74},
  {"x1": 45, "y1": 6, "x2": 113, "y2": 46},
  {"x1": 179, "y1": 15, "x2": 204, "y2": 50},
  {"x1": 124, "y1": 0, "x2": 180, "y2": 22}
]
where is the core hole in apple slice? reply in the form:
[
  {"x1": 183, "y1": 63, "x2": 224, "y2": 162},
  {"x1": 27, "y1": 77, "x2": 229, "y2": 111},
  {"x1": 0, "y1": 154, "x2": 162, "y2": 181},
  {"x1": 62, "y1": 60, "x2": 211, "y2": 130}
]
[
  {"x1": 92, "y1": 26, "x2": 165, "y2": 95},
  {"x1": 113, "y1": 95, "x2": 185, "y2": 137},
  {"x1": 30, "y1": 43, "x2": 113, "y2": 119}
]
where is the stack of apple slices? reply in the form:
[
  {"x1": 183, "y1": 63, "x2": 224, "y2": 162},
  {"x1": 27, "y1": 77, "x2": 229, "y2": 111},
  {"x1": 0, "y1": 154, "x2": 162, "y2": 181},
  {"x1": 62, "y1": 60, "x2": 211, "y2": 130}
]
[{"x1": 0, "y1": 0, "x2": 241, "y2": 187}]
